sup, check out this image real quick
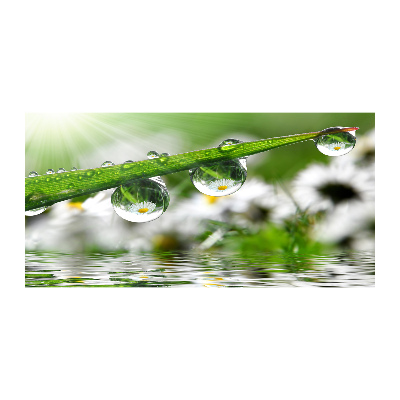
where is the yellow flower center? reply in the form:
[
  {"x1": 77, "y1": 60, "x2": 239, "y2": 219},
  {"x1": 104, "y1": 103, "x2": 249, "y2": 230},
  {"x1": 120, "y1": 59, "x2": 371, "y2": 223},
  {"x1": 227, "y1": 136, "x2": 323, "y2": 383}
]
[
  {"x1": 218, "y1": 185, "x2": 228, "y2": 190},
  {"x1": 138, "y1": 208, "x2": 149, "y2": 213},
  {"x1": 205, "y1": 195, "x2": 219, "y2": 204},
  {"x1": 334, "y1": 146, "x2": 341, "y2": 150},
  {"x1": 67, "y1": 202, "x2": 84, "y2": 210}
]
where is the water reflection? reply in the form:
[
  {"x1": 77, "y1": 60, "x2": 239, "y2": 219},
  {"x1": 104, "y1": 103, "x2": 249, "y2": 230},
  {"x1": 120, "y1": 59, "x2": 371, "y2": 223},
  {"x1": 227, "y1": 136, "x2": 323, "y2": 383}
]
[{"x1": 25, "y1": 251, "x2": 375, "y2": 287}]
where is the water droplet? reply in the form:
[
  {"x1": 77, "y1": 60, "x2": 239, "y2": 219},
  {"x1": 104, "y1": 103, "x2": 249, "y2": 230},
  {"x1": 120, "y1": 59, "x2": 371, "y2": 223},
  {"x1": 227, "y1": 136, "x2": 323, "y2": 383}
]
[
  {"x1": 124, "y1": 160, "x2": 134, "y2": 164},
  {"x1": 46, "y1": 169, "x2": 55, "y2": 174},
  {"x1": 70, "y1": 167, "x2": 78, "y2": 171},
  {"x1": 25, "y1": 206, "x2": 47, "y2": 216},
  {"x1": 218, "y1": 138, "x2": 248, "y2": 159},
  {"x1": 160, "y1": 152, "x2": 170, "y2": 157},
  {"x1": 57, "y1": 168, "x2": 66, "y2": 173},
  {"x1": 219, "y1": 138, "x2": 243, "y2": 147},
  {"x1": 111, "y1": 178, "x2": 170, "y2": 222},
  {"x1": 189, "y1": 159, "x2": 247, "y2": 196},
  {"x1": 314, "y1": 128, "x2": 356, "y2": 156},
  {"x1": 101, "y1": 161, "x2": 115, "y2": 167},
  {"x1": 147, "y1": 151, "x2": 160, "y2": 159},
  {"x1": 28, "y1": 171, "x2": 39, "y2": 177}
]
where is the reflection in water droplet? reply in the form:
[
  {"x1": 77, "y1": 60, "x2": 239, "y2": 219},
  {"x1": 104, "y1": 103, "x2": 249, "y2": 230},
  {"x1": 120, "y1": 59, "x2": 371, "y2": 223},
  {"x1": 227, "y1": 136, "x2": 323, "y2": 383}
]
[
  {"x1": 70, "y1": 167, "x2": 78, "y2": 171},
  {"x1": 28, "y1": 171, "x2": 39, "y2": 177},
  {"x1": 147, "y1": 151, "x2": 160, "y2": 159},
  {"x1": 101, "y1": 161, "x2": 115, "y2": 167},
  {"x1": 314, "y1": 128, "x2": 356, "y2": 156},
  {"x1": 46, "y1": 169, "x2": 55, "y2": 174},
  {"x1": 189, "y1": 159, "x2": 247, "y2": 196},
  {"x1": 57, "y1": 168, "x2": 66, "y2": 173},
  {"x1": 111, "y1": 177, "x2": 170, "y2": 222},
  {"x1": 219, "y1": 138, "x2": 242, "y2": 147}
]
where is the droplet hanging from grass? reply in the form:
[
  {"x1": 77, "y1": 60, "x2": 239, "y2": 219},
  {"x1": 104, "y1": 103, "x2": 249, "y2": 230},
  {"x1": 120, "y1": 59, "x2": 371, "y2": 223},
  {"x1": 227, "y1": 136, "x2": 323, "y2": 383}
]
[
  {"x1": 314, "y1": 127, "x2": 358, "y2": 156},
  {"x1": 111, "y1": 176, "x2": 170, "y2": 223},
  {"x1": 112, "y1": 150, "x2": 170, "y2": 222},
  {"x1": 25, "y1": 172, "x2": 47, "y2": 216},
  {"x1": 189, "y1": 159, "x2": 247, "y2": 197}
]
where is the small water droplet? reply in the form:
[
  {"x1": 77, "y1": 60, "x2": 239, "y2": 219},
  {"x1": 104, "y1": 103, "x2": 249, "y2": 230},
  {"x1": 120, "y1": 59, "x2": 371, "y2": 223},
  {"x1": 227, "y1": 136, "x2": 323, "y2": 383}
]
[
  {"x1": 46, "y1": 169, "x2": 55, "y2": 174},
  {"x1": 101, "y1": 161, "x2": 115, "y2": 167},
  {"x1": 57, "y1": 168, "x2": 66, "y2": 173},
  {"x1": 28, "y1": 171, "x2": 39, "y2": 177},
  {"x1": 219, "y1": 138, "x2": 243, "y2": 147},
  {"x1": 147, "y1": 151, "x2": 160, "y2": 159},
  {"x1": 70, "y1": 167, "x2": 78, "y2": 171},
  {"x1": 25, "y1": 206, "x2": 47, "y2": 216},
  {"x1": 124, "y1": 160, "x2": 134, "y2": 164},
  {"x1": 314, "y1": 128, "x2": 356, "y2": 156},
  {"x1": 160, "y1": 152, "x2": 170, "y2": 157},
  {"x1": 189, "y1": 159, "x2": 247, "y2": 196},
  {"x1": 218, "y1": 138, "x2": 248, "y2": 158},
  {"x1": 111, "y1": 178, "x2": 170, "y2": 222}
]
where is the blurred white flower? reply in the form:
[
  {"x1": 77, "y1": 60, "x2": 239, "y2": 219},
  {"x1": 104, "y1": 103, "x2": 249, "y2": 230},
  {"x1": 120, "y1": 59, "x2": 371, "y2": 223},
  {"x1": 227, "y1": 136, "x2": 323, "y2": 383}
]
[
  {"x1": 312, "y1": 200, "x2": 375, "y2": 248},
  {"x1": 26, "y1": 177, "x2": 300, "y2": 252},
  {"x1": 291, "y1": 159, "x2": 374, "y2": 214},
  {"x1": 25, "y1": 190, "x2": 130, "y2": 252},
  {"x1": 347, "y1": 129, "x2": 375, "y2": 165}
]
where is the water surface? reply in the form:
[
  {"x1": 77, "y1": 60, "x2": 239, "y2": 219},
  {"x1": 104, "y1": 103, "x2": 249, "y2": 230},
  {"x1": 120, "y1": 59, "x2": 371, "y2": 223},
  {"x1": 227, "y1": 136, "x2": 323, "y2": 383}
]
[{"x1": 25, "y1": 251, "x2": 375, "y2": 287}]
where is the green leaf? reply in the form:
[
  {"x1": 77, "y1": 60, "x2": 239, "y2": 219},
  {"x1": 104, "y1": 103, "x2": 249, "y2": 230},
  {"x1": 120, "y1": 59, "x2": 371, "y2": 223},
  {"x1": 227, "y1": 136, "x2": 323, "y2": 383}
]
[{"x1": 25, "y1": 128, "x2": 342, "y2": 211}]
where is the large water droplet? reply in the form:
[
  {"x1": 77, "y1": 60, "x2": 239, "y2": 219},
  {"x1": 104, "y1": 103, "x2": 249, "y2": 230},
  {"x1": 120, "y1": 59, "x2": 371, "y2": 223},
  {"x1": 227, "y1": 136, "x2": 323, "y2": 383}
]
[
  {"x1": 111, "y1": 178, "x2": 170, "y2": 222},
  {"x1": 189, "y1": 159, "x2": 247, "y2": 196},
  {"x1": 46, "y1": 169, "x2": 55, "y2": 174},
  {"x1": 57, "y1": 168, "x2": 66, "y2": 173},
  {"x1": 147, "y1": 151, "x2": 160, "y2": 159},
  {"x1": 101, "y1": 161, "x2": 115, "y2": 167},
  {"x1": 314, "y1": 127, "x2": 357, "y2": 156}
]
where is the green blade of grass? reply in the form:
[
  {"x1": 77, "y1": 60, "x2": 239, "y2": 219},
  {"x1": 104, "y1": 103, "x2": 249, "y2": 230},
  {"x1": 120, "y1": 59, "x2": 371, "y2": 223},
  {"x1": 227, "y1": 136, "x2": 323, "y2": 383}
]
[{"x1": 25, "y1": 128, "x2": 339, "y2": 211}]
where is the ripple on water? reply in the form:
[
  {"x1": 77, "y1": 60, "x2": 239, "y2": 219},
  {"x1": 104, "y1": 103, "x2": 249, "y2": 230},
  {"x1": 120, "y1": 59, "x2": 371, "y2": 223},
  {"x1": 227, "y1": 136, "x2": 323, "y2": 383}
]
[{"x1": 25, "y1": 251, "x2": 375, "y2": 287}]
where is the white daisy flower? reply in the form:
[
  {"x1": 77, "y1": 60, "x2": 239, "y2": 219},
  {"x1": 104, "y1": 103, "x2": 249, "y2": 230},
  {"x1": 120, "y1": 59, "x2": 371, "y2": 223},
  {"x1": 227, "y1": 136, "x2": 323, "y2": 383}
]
[
  {"x1": 25, "y1": 190, "x2": 128, "y2": 252},
  {"x1": 326, "y1": 142, "x2": 347, "y2": 152},
  {"x1": 291, "y1": 159, "x2": 374, "y2": 214},
  {"x1": 207, "y1": 178, "x2": 236, "y2": 193},
  {"x1": 312, "y1": 200, "x2": 375, "y2": 246},
  {"x1": 127, "y1": 201, "x2": 156, "y2": 215}
]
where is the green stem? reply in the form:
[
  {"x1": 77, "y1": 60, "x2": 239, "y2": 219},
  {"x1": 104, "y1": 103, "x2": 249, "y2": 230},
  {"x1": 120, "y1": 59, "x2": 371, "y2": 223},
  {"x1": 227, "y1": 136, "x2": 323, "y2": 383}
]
[{"x1": 25, "y1": 128, "x2": 334, "y2": 211}]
